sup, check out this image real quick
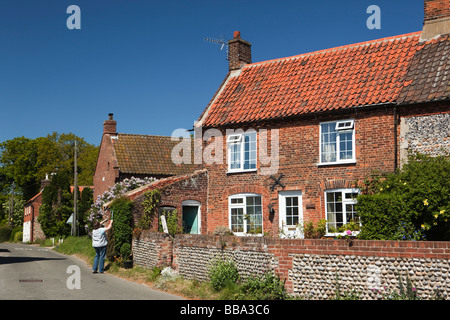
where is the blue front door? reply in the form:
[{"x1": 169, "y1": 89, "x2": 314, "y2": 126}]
[{"x1": 182, "y1": 206, "x2": 199, "y2": 234}]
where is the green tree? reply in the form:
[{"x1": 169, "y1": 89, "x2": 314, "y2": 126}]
[
  {"x1": 0, "y1": 137, "x2": 40, "y2": 200},
  {"x1": 1, "y1": 198, "x2": 25, "y2": 228},
  {"x1": 0, "y1": 133, "x2": 98, "y2": 229},
  {"x1": 78, "y1": 186, "x2": 94, "y2": 235},
  {"x1": 38, "y1": 171, "x2": 73, "y2": 237},
  {"x1": 109, "y1": 196, "x2": 133, "y2": 258}
]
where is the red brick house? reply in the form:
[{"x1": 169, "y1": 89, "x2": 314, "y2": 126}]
[
  {"x1": 93, "y1": 113, "x2": 198, "y2": 200},
  {"x1": 22, "y1": 180, "x2": 48, "y2": 243},
  {"x1": 123, "y1": 0, "x2": 448, "y2": 238},
  {"x1": 192, "y1": 0, "x2": 449, "y2": 237}
]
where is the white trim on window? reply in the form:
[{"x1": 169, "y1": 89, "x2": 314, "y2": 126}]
[
  {"x1": 227, "y1": 131, "x2": 257, "y2": 173},
  {"x1": 324, "y1": 188, "x2": 360, "y2": 236},
  {"x1": 228, "y1": 193, "x2": 263, "y2": 236},
  {"x1": 318, "y1": 119, "x2": 356, "y2": 166},
  {"x1": 335, "y1": 120, "x2": 354, "y2": 131}
]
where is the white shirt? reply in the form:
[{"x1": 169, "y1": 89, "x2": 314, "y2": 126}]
[{"x1": 92, "y1": 228, "x2": 108, "y2": 247}]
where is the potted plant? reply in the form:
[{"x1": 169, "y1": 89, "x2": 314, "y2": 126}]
[{"x1": 120, "y1": 243, "x2": 133, "y2": 269}]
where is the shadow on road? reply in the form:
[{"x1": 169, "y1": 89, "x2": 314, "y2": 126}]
[{"x1": 0, "y1": 256, "x2": 66, "y2": 265}]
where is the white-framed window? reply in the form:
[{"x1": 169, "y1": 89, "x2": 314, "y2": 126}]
[
  {"x1": 227, "y1": 131, "x2": 257, "y2": 173},
  {"x1": 325, "y1": 188, "x2": 360, "y2": 234},
  {"x1": 229, "y1": 193, "x2": 262, "y2": 235},
  {"x1": 319, "y1": 120, "x2": 355, "y2": 165},
  {"x1": 279, "y1": 191, "x2": 303, "y2": 238}
]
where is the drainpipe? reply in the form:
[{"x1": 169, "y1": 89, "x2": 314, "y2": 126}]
[{"x1": 394, "y1": 105, "x2": 398, "y2": 171}]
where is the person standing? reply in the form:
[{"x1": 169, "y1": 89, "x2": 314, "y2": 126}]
[{"x1": 92, "y1": 217, "x2": 113, "y2": 274}]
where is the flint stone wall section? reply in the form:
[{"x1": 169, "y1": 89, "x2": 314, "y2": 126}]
[{"x1": 132, "y1": 232, "x2": 450, "y2": 299}]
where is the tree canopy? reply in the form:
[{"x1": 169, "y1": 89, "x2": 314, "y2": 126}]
[{"x1": 0, "y1": 132, "x2": 98, "y2": 226}]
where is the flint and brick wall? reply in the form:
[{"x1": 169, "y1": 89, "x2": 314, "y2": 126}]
[
  {"x1": 132, "y1": 232, "x2": 450, "y2": 299},
  {"x1": 132, "y1": 231, "x2": 173, "y2": 269}
]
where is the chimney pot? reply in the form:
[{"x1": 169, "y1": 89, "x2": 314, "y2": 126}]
[{"x1": 233, "y1": 31, "x2": 241, "y2": 39}]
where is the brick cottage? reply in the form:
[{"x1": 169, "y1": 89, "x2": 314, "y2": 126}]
[
  {"x1": 121, "y1": 0, "x2": 449, "y2": 239},
  {"x1": 93, "y1": 113, "x2": 198, "y2": 200}
]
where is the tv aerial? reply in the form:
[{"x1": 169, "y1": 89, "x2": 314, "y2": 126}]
[{"x1": 204, "y1": 35, "x2": 229, "y2": 60}]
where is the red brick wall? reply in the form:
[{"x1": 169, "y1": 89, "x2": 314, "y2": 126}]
[
  {"x1": 130, "y1": 171, "x2": 208, "y2": 234},
  {"x1": 23, "y1": 193, "x2": 45, "y2": 242},
  {"x1": 93, "y1": 133, "x2": 119, "y2": 200},
  {"x1": 424, "y1": 0, "x2": 450, "y2": 21},
  {"x1": 202, "y1": 107, "x2": 397, "y2": 235}
]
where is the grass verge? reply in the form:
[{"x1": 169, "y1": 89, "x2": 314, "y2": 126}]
[{"x1": 53, "y1": 236, "x2": 294, "y2": 300}]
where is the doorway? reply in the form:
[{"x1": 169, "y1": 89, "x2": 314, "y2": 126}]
[{"x1": 182, "y1": 200, "x2": 201, "y2": 234}]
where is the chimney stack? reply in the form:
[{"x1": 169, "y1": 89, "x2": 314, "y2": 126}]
[
  {"x1": 40, "y1": 174, "x2": 51, "y2": 190},
  {"x1": 103, "y1": 113, "x2": 117, "y2": 135},
  {"x1": 421, "y1": 0, "x2": 450, "y2": 41},
  {"x1": 228, "y1": 31, "x2": 252, "y2": 71}
]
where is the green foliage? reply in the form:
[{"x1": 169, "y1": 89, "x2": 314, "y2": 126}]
[
  {"x1": 357, "y1": 154, "x2": 449, "y2": 240},
  {"x1": 55, "y1": 236, "x2": 96, "y2": 262},
  {"x1": 120, "y1": 243, "x2": 132, "y2": 259},
  {"x1": 110, "y1": 196, "x2": 133, "y2": 258},
  {"x1": 239, "y1": 272, "x2": 288, "y2": 300},
  {"x1": 1, "y1": 198, "x2": 25, "y2": 228},
  {"x1": 78, "y1": 187, "x2": 94, "y2": 236},
  {"x1": 10, "y1": 226, "x2": 22, "y2": 242},
  {"x1": 0, "y1": 133, "x2": 98, "y2": 229},
  {"x1": 303, "y1": 219, "x2": 327, "y2": 239},
  {"x1": 159, "y1": 208, "x2": 182, "y2": 237},
  {"x1": 209, "y1": 256, "x2": 240, "y2": 291},
  {"x1": 0, "y1": 225, "x2": 12, "y2": 242},
  {"x1": 38, "y1": 171, "x2": 73, "y2": 237},
  {"x1": 137, "y1": 189, "x2": 161, "y2": 229}
]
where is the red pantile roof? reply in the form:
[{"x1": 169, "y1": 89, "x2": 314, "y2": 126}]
[{"x1": 200, "y1": 32, "x2": 426, "y2": 127}]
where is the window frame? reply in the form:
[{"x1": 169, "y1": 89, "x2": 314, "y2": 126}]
[
  {"x1": 319, "y1": 119, "x2": 356, "y2": 166},
  {"x1": 227, "y1": 131, "x2": 257, "y2": 173},
  {"x1": 228, "y1": 193, "x2": 263, "y2": 236},
  {"x1": 324, "y1": 188, "x2": 360, "y2": 236}
]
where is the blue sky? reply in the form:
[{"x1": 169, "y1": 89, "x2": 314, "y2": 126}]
[{"x1": 0, "y1": 0, "x2": 424, "y2": 146}]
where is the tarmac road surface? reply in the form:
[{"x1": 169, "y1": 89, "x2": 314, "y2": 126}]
[{"x1": 0, "y1": 242, "x2": 184, "y2": 300}]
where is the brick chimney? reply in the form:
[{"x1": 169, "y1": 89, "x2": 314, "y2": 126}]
[
  {"x1": 228, "y1": 31, "x2": 252, "y2": 71},
  {"x1": 421, "y1": 0, "x2": 450, "y2": 41},
  {"x1": 103, "y1": 113, "x2": 117, "y2": 135},
  {"x1": 40, "y1": 174, "x2": 51, "y2": 190}
]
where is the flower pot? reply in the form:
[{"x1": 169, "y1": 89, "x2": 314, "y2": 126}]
[{"x1": 123, "y1": 260, "x2": 133, "y2": 269}]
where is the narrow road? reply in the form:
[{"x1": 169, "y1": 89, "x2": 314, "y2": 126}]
[{"x1": 0, "y1": 242, "x2": 184, "y2": 300}]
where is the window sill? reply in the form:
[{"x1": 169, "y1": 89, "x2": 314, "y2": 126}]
[
  {"x1": 233, "y1": 232, "x2": 264, "y2": 237},
  {"x1": 227, "y1": 169, "x2": 257, "y2": 175},
  {"x1": 325, "y1": 231, "x2": 360, "y2": 237},
  {"x1": 317, "y1": 160, "x2": 356, "y2": 167}
]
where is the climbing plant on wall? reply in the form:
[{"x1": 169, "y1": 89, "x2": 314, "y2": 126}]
[{"x1": 137, "y1": 189, "x2": 161, "y2": 230}]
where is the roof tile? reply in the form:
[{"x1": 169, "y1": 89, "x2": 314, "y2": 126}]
[
  {"x1": 112, "y1": 134, "x2": 197, "y2": 176},
  {"x1": 201, "y1": 32, "x2": 447, "y2": 127}
]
